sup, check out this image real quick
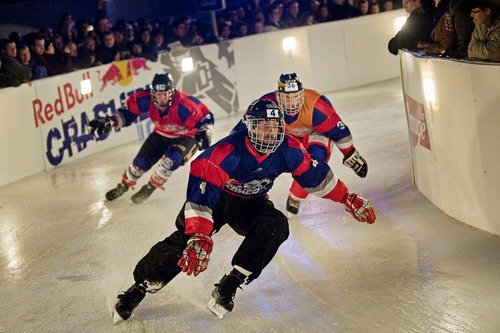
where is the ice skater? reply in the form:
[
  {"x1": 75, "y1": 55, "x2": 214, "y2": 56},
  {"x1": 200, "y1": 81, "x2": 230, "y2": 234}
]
[
  {"x1": 112, "y1": 99, "x2": 376, "y2": 323},
  {"x1": 88, "y1": 72, "x2": 214, "y2": 204},
  {"x1": 233, "y1": 72, "x2": 368, "y2": 216}
]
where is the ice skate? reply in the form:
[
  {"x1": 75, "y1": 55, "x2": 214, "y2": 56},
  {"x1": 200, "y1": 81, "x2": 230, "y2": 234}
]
[
  {"x1": 130, "y1": 183, "x2": 156, "y2": 204},
  {"x1": 208, "y1": 272, "x2": 244, "y2": 319},
  {"x1": 105, "y1": 182, "x2": 129, "y2": 201},
  {"x1": 113, "y1": 284, "x2": 146, "y2": 323},
  {"x1": 286, "y1": 195, "x2": 301, "y2": 217}
]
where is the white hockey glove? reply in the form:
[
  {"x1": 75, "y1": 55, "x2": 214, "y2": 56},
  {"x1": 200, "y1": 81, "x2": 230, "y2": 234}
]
[
  {"x1": 343, "y1": 148, "x2": 368, "y2": 178},
  {"x1": 177, "y1": 233, "x2": 213, "y2": 276}
]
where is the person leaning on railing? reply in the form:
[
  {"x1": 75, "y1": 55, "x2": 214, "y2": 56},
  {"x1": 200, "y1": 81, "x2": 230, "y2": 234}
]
[{"x1": 468, "y1": 0, "x2": 500, "y2": 61}]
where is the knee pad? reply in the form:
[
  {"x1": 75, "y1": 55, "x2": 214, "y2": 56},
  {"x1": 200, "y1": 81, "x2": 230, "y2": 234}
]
[
  {"x1": 125, "y1": 164, "x2": 145, "y2": 182},
  {"x1": 154, "y1": 151, "x2": 183, "y2": 181}
]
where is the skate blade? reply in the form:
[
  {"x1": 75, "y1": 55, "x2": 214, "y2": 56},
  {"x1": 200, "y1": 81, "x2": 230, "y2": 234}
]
[
  {"x1": 286, "y1": 211, "x2": 297, "y2": 218},
  {"x1": 207, "y1": 297, "x2": 228, "y2": 319},
  {"x1": 112, "y1": 310, "x2": 125, "y2": 324}
]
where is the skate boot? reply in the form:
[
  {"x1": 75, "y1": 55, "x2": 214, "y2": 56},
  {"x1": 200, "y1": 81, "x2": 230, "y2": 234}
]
[
  {"x1": 130, "y1": 182, "x2": 157, "y2": 204},
  {"x1": 208, "y1": 270, "x2": 246, "y2": 319},
  {"x1": 286, "y1": 195, "x2": 301, "y2": 217},
  {"x1": 105, "y1": 182, "x2": 129, "y2": 201},
  {"x1": 113, "y1": 284, "x2": 146, "y2": 323}
]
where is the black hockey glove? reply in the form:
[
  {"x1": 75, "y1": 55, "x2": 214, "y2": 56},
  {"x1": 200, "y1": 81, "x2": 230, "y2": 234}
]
[
  {"x1": 195, "y1": 128, "x2": 212, "y2": 150},
  {"x1": 88, "y1": 116, "x2": 114, "y2": 139},
  {"x1": 343, "y1": 148, "x2": 368, "y2": 178}
]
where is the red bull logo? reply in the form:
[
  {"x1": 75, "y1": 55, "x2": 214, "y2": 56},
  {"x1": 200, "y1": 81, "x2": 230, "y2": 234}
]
[
  {"x1": 405, "y1": 95, "x2": 431, "y2": 150},
  {"x1": 97, "y1": 58, "x2": 151, "y2": 91}
]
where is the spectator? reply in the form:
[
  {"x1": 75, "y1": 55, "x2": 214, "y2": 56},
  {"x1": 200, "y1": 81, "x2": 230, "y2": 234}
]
[
  {"x1": 77, "y1": 35, "x2": 96, "y2": 69},
  {"x1": 28, "y1": 35, "x2": 49, "y2": 79},
  {"x1": 303, "y1": 0, "x2": 321, "y2": 13},
  {"x1": 138, "y1": 28, "x2": 157, "y2": 55},
  {"x1": 251, "y1": 18, "x2": 266, "y2": 34},
  {"x1": 443, "y1": 0, "x2": 475, "y2": 58},
  {"x1": 300, "y1": 11, "x2": 317, "y2": 25},
  {"x1": 232, "y1": 21, "x2": 250, "y2": 38},
  {"x1": 316, "y1": 4, "x2": 333, "y2": 23},
  {"x1": 39, "y1": 27, "x2": 54, "y2": 41},
  {"x1": 468, "y1": 0, "x2": 500, "y2": 61},
  {"x1": 44, "y1": 38, "x2": 71, "y2": 74},
  {"x1": 388, "y1": 0, "x2": 435, "y2": 55},
  {"x1": 358, "y1": 0, "x2": 370, "y2": 15},
  {"x1": 95, "y1": 31, "x2": 120, "y2": 65},
  {"x1": 328, "y1": 0, "x2": 361, "y2": 21},
  {"x1": 122, "y1": 23, "x2": 135, "y2": 44},
  {"x1": 152, "y1": 29, "x2": 168, "y2": 52},
  {"x1": 0, "y1": 38, "x2": 31, "y2": 87},
  {"x1": 16, "y1": 44, "x2": 32, "y2": 67},
  {"x1": 369, "y1": 1, "x2": 381, "y2": 13},
  {"x1": 264, "y1": 3, "x2": 284, "y2": 31},
  {"x1": 382, "y1": 0, "x2": 395, "y2": 11},
  {"x1": 418, "y1": 0, "x2": 454, "y2": 55},
  {"x1": 218, "y1": 21, "x2": 232, "y2": 41},
  {"x1": 165, "y1": 18, "x2": 191, "y2": 47},
  {"x1": 282, "y1": 1, "x2": 302, "y2": 28}
]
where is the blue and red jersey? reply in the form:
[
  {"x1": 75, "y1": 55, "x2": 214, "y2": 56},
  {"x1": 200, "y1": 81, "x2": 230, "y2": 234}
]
[
  {"x1": 183, "y1": 129, "x2": 348, "y2": 235},
  {"x1": 114, "y1": 90, "x2": 214, "y2": 138},
  {"x1": 261, "y1": 90, "x2": 354, "y2": 155}
]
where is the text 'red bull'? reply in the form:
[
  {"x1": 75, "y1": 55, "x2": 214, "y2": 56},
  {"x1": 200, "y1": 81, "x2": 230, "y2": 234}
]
[{"x1": 32, "y1": 71, "x2": 93, "y2": 128}]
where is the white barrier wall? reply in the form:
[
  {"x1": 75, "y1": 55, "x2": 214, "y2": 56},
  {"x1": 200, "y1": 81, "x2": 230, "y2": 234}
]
[
  {"x1": 0, "y1": 10, "x2": 403, "y2": 187},
  {"x1": 400, "y1": 51, "x2": 500, "y2": 235}
]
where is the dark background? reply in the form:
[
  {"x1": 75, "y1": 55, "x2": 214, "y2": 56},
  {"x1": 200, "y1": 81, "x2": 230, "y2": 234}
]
[{"x1": 0, "y1": 0, "x2": 243, "y2": 36}]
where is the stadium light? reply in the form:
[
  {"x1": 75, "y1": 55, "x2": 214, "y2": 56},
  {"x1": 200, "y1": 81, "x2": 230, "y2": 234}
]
[
  {"x1": 182, "y1": 57, "x2": 194, "y2": 72},
  {"x1": 282, "y1": 37, "x2": 297, "y2": 52},
  {"x1": 80, "y1": 79, "x2": 92, "y2": 95},
  {"x1": 423, "y1": 76, "x2": 437, "y2": 107}
]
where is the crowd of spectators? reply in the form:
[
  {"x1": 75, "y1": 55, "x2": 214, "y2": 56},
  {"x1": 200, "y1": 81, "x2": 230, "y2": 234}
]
[
  {"x1": 389, "y1": 0, "x2": 499, "y2": 61},
  {"x1": 0, "y1": 0, "x2": 401, "y2": 89}
]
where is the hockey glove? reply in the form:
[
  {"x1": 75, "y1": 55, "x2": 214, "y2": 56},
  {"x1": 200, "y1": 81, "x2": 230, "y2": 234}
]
[
  {"x1": 343, "y1": 148, "x2": 368, "y2": 178},
  {"x1": 88, "y1": 116, "x2": 115, "y2": 139},
  {"x1": 342, "y1": 192, "x2": 376, "y2": 224},
  {"x1": 195, "y1": 128, "x2": 212, "y2": 150},
  {"x1": 177, "y1": 233, "x2": 213, "y2": 276}
]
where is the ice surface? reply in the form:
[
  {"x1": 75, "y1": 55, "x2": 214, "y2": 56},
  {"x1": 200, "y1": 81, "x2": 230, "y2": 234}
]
[{"x1": 1, "y1": 79, "x2": 499, "y2": 333}]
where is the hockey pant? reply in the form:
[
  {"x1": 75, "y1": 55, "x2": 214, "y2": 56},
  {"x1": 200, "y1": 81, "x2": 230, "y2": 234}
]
[
  {"x1": 290, "y1": 133, "x2": 333, "y2": 200},
  {"x1": 121, "y1": 132, "x2": 198, "y2": 188},
  {"x1": 132, "y1": 192, "x2": 290, "y2": 292}
]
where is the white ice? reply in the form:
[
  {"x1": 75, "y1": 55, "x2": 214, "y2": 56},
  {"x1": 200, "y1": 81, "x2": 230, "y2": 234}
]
[{"x1": 1, "y1": 79, "x2": 499, "y2": 333}]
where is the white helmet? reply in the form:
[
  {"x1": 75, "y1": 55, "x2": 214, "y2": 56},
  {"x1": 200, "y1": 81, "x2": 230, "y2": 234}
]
[{"x1": 276, "y1": 72, "x2": 304, "y2": 116}]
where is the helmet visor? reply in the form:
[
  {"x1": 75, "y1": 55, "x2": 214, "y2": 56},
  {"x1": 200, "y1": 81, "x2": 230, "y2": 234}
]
[
  {"x1": 246, "y1": 118, "x2": 285, "y2": 154},
  {"x1": 276, "y1": 90, "x2": 304, "y2": 115}
]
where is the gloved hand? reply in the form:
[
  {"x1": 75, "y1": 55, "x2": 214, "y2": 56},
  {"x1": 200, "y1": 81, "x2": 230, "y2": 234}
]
[
  {"x1": 195, "y1": 128, "x2": 212, "y2": 150},
  {"x1": 343, "y1": 148, "x2": 368, "y2": 178},
  {"x1": 177, "y1": 233, "x2": 213, "y2": 276},
  {"x1": 342, "y1": 192, "x2": 376, "y2": 224},
  {"x1": 88, "y1": 116, "x2": 114, "y2": 139}
]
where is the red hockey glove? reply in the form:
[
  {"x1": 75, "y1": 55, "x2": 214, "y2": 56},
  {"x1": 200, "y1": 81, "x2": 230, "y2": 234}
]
[
  {"x1": 177, "y1": 233, "x2": 213, "y2": 276},
  {"x1": 342, "y1": 192, "x2": 376, "y2": 224}
]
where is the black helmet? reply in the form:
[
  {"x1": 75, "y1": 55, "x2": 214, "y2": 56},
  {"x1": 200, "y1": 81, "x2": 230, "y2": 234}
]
[
  {"x1": 244, "y1": 99, "x2": 285, "y2": 154},
  {"x1": 151, "y1": 72, "x2": 174, "y2": 108}
]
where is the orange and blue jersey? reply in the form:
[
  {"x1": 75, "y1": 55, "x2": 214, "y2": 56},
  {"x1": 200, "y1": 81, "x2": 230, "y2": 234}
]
[
  {"x1": 261, "y1": 89, "x2": 354, "y2": 155},
  {"x1": 114, "y1": 90, "x2": 214, "y2": 138},
  {"x1": 183, "y1": 129, "x2": 348, "y2": 235}
]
